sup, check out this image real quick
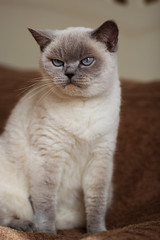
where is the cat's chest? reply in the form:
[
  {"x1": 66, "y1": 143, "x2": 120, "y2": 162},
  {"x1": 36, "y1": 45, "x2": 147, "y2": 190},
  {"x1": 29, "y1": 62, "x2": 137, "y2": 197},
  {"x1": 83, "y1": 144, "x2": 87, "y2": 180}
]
[{"x1": 44, "y1": 98, "x2": 110, "y2": 142}]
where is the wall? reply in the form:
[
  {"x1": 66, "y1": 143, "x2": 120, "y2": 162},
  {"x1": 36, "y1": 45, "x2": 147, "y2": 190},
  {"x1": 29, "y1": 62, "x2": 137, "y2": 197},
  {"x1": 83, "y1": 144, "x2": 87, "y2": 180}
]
[{"x1": 0, "y1": 0, "x2": 160, "y2": 81}]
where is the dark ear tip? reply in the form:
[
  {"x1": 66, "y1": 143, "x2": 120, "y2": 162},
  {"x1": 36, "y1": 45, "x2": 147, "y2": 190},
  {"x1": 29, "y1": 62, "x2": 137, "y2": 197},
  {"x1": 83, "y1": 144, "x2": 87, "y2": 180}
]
[
  {"x1": 27, "y1": 28, "x2": 35, "y2": 34},
  {"x1": 103, "y1": 20, "x2": 119, "y2": 31},
  {"x1": 92, "y1": 20, "x2": 119, "y2": 52},
  {"x1": 106, "y1": 20, "x2": 118, "y2": 25}
]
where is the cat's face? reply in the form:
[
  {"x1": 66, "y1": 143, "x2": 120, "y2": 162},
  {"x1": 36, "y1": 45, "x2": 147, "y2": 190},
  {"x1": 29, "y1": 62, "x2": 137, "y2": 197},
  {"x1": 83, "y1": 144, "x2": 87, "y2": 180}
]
[{"x1": 29, "y1": 21, "x2": 119, "y2": 98}]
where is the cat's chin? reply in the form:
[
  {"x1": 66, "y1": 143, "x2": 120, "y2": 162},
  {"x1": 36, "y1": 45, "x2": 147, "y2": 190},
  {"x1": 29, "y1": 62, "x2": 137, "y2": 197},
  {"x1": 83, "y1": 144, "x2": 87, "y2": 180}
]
[
  {"x1": 54, "y1": 83, "x2": 88, "y2": 98},
  {"x1": 64, "y1": 83, "x2": 81, "y2": 93}
]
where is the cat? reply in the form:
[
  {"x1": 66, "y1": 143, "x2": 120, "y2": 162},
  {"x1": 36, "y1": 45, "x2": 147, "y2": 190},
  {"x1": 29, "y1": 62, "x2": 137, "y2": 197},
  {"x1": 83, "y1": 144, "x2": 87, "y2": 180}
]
[{"x1": 0, "y1": 20, "x2": 120, "y2": 234}]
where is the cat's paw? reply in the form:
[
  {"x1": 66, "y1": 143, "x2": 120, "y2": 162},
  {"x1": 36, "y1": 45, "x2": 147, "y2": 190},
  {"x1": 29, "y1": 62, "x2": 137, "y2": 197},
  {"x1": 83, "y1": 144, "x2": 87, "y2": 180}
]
[
  {"x1": 34, "y1": 214, "x2": 57, "y2": 234},
  {"x1": 44, "y1": 229, "x2": 57, "y2": 235},
  {"x1": 38, "y1": 227, "x2": 57, "y2": 235},
  {"x1": 87, "y1": 224, "x2": 107, "y2": 233},
  {"x1": 36, "y1": 223, "x2": 56, "y2": 235},
  {"x1": 8, "y1": 219, "x2": 37, "y2": 232}
]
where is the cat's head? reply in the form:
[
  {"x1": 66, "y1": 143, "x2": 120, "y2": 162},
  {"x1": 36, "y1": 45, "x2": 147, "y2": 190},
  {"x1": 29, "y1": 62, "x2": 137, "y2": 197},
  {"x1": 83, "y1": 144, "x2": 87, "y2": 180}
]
[{"x1": 28, "y1": 21, "x2": 119, "y2": 98}]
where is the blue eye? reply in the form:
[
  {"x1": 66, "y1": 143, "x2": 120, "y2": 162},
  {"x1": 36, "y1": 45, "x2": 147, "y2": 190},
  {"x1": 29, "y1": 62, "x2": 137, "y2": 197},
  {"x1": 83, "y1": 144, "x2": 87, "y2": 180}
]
[
  {"x1": 81, "y1": 57, "x2": 94, "y2": 66},
  {"x1": 52, "y1": 59, "x2": 64, "y2": 67}
]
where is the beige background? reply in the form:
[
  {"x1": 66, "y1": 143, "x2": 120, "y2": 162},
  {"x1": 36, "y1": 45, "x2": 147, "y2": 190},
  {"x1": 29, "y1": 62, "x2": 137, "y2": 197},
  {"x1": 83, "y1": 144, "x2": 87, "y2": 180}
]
[{"x1": 0, "y1": 0, "x2": 160, "y2": 81}]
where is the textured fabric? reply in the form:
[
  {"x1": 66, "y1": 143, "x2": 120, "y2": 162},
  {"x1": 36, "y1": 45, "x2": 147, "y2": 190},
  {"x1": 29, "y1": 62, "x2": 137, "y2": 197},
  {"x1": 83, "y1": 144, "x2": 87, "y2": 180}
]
[{"x1": 0, "y1": 65, "x2": 160, "y2": 239}]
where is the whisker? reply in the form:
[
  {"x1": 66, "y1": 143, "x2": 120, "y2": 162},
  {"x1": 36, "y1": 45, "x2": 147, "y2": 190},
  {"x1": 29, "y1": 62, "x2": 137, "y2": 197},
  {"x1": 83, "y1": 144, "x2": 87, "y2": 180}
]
[
  {"x1": 38, "y1": 85, "x2": 53, "y2": 104},
  {"x1": 23, "y1": 83, "x2": 50, "y2": 102},
  {"x1": 17, "y1": 73, "x2": 90, "y2": 102},
  {"x1": 17, "y1": 77, "x2": 53, "y2": 96}
]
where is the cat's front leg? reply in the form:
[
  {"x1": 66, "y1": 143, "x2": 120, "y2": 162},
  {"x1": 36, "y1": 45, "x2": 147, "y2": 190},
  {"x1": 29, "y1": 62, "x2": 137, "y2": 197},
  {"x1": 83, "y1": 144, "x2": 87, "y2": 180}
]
[
  {"x1": 30, "y1": 166, "x2": 57, "y2": 234},
  {"x1": 29, "y1": 152, "x2": 64, "y2": 234},
  {"x1": 31, "y1": 186, "x2": 56, "y2": 234},
  {"x1": 83, "y1": 143, "x2": 114, "y2": 233}
]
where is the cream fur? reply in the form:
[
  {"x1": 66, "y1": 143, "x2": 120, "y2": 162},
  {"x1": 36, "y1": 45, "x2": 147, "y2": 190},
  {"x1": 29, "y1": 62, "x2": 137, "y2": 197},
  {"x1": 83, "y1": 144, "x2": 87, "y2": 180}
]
[{"x1": 0, "y1": 23, "x2": 121, "y2": 234}]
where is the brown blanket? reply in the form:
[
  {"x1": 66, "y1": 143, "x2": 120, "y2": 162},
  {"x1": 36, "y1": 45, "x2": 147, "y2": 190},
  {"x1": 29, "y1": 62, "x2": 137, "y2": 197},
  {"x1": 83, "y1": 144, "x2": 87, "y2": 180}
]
[{"x1": 0, "y1": 65, "x2": 160, "y2": 240}]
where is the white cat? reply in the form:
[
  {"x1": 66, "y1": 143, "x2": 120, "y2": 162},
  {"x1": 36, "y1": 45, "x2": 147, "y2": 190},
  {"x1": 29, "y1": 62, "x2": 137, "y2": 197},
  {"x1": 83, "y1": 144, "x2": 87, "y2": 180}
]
[{"x1": 0, "y1": 20, "x2": 120, "y2": 234}]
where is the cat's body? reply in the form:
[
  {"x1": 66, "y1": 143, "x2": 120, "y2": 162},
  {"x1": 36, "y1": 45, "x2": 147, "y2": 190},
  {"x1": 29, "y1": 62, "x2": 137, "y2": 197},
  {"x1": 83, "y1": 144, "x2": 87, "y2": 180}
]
[{"x1": 0, "y1": 21, "x2": 120, "y2": 234}]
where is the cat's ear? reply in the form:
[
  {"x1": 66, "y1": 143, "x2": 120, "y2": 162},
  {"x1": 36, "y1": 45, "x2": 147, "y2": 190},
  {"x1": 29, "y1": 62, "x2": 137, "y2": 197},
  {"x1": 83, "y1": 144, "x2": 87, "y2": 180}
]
[
  {"x1": 91, "y1": 20, "x2": 119, "y2": 52},
  {"x1": 28, "y1": 28, "x2": 53, "y2": 51}
]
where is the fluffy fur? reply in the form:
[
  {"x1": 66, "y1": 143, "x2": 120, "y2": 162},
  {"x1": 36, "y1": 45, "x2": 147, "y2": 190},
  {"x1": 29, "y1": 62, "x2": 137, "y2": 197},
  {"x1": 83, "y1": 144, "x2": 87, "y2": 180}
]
[{"x1": 0, "y1": 21, "x2": 121, "y2": 234}]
